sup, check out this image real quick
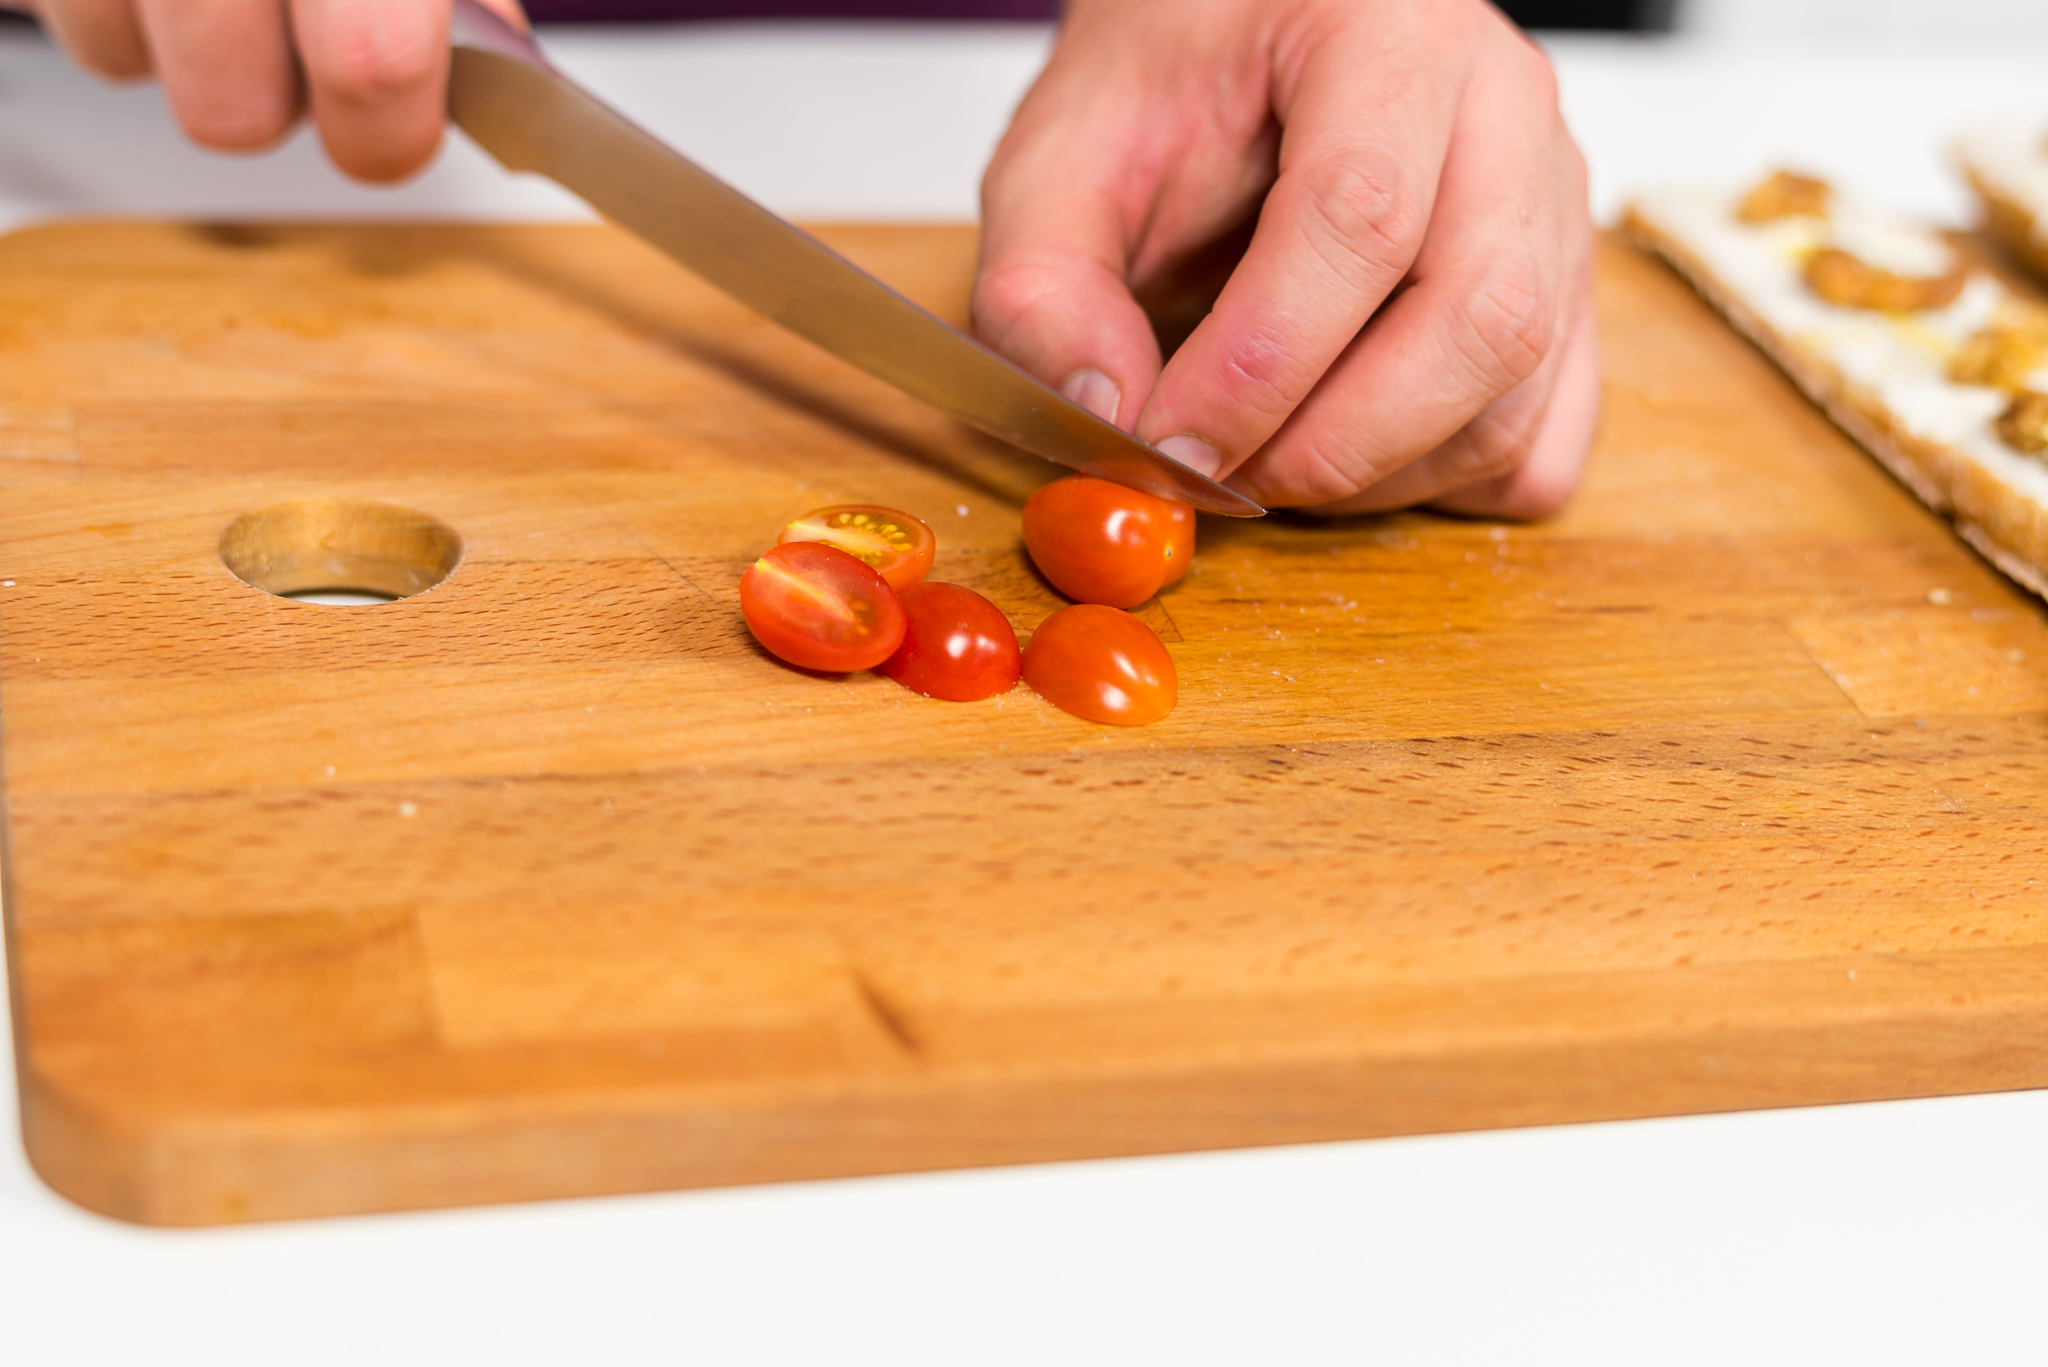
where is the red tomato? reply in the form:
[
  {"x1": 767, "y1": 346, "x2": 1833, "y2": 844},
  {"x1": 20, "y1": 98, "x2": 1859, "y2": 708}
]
[
  {"x1": 882, "y1": 582, "x2": 1021, "y2": 701},
  {"x1": 739, "y1": 541, "x2": 905, "y2": 672},
  {"x1": 1156, "y1": 498, "x2": 1196, "y2": 587},
  {"x1": 1021, "y1": 604, "x2": 1177, "y2": 726},
  {"x1": 776, "y1": 504, "x2": 935, "y2": 591},
  {"x1": 1021, "y1": 476, "x2": 1195, "y2": 608}
]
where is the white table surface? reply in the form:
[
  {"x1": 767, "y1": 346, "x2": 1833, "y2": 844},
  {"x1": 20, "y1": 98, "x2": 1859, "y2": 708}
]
[{"x1": 4, "y1": 24, "x2": 2048, "y2": 1364}]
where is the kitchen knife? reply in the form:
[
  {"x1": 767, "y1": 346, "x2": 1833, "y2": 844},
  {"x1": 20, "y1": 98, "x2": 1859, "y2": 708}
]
[{"x1": 445, "y1": 0, "x2": 1263, "y2": 517}]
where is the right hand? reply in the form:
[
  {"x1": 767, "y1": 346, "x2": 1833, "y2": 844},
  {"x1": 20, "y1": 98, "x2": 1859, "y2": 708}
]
[
  {"x1": 972, "y1": 0, "x2": 1597, "y2": 520},
  {"x1": 3, "y1": 0, "x2": 527, "y2": 182}
]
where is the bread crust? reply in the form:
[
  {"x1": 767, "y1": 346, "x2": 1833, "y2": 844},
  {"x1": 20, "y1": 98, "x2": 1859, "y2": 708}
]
[
  {"x1": 1623, "y1": 203, "x2": 2048, "y2": 602},
  {"x1": 1962, "y1": 167, "x2": 2048, "y2": 284}
]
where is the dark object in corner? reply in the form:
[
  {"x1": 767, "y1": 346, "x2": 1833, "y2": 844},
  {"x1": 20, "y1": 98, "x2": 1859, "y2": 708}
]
[
  {"x1": 1497, "y1": 0, "x2": 1677, "y2": 28},
  {"x1": 523, "y1": 0, "x2": 1059, "y2": 18},
  {"x1": 523, "y1": 0, "x2": 1675, "y2": 25},
  {"x1": 0, "y1": 0, "x2": 1676, "y2": 31}
]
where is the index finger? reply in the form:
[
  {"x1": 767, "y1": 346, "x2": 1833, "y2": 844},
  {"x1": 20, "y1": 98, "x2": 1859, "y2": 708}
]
[{"x1": 973, "y1": 77, "x2": 1168, "y2": 429}]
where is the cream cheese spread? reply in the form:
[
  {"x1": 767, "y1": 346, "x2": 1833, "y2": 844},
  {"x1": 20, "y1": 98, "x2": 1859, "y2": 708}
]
[{"x1": 1631, "y1": 188, "x2": 2048, "y2": 511}]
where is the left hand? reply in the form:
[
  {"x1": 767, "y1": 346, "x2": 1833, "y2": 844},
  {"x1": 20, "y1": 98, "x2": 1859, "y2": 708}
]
[{"x1": 2, "y1": 0, "x2": 530, "y2": 183}]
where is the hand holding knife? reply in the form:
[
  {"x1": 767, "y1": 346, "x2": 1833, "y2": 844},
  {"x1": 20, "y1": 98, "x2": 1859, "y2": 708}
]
[{"x1": 17, "y1": 0, "x2": 1593, "y2": 522}]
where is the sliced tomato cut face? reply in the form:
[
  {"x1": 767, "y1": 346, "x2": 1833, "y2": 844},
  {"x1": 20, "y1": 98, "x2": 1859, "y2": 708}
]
[
  {"x1": 1021, "y1": 603, "x2": 1177, "y2": 726},
  {"x1": 1020, "y1": 475, "x2": 1195, "y2": 608},
  {"x1": 882, "y1": 581, "x2": 1021, "y2": 701},
  {"x1": 777, "y1": 504, "x2": 936, "y2": 591},
  {"x1": 739, "y1": 541, "x2": 906, "y2": 673}
]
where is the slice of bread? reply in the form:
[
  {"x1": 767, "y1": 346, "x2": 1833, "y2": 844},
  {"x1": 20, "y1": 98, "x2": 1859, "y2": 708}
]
[
  {"x1": 1625, "y1": 180, "x2": 2048, "y2": 600},
  {"x1": 1956, "y1": 122, "x2": 2048, "y2": 283}
]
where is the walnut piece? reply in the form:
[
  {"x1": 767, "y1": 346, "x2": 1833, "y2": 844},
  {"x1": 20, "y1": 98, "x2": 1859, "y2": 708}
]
[
  {"x1": 1949, "y1": 300, "x2": 2048, "y2": 390},
  {"x1": 1737, "y1": 170, "x2": 1833, "y2": 223},
  {"x1": 1803, "y1": 247, "x2": 1969, "y2": 312},
  {"x1": 1995, "y1": 391, "x2": 2048, "y2": 454}
]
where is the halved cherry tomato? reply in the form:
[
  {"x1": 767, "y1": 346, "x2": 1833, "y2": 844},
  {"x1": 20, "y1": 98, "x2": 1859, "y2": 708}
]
[
  {"x1": 739, "y1": 541, "x2": 905, "y2": 672},
  {"x1": 777, "y1": 504, "x2": 935, "y2": 591},
  {"x1": 882, "y1": 582, "x2": 1021, "y2": 701},
  {"x1": 1021, "y1": 603, "x2": 1177, "y2": 726},
  {"x1": 1021, "y1": 475, "x2": 1194, "y2": 608}
]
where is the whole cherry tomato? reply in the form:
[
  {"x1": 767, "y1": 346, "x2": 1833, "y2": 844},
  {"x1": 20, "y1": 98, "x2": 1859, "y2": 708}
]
[
  {"x1": 1021, "y1": 604, "x2": 1178, "y2": 726},
  {"x1": 1021, "y1": 475, "x2": 1194, "y2": 608},
  {"x1": 1156, "y1": 498, "x2": 1195, "y2": 587},
  {"x1": 739, "y1": 541, "x2": 906, "y2": 672},
  {"x1": 777, "y1": 504, "x2": 935, "y2": 592},
  {"x1": 882, "y1": 582, "x2": 1021, "y2": 701}
]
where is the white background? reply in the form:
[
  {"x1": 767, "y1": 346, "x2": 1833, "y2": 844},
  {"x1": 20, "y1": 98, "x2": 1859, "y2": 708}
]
[
  {"x1": 1681, "y1": 0, "x2": 2048, "y2": 43},
  {"x1": 4, "y1": 19, "x2": 2048, "y2": 1365},
  {"x1": 10, "y1": 24, "x2": 2048, "y2": 230}
]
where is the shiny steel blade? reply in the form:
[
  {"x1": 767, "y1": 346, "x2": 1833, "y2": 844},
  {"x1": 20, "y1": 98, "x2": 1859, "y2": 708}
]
[{"x1": 445, "y1": 0, "x2": 1261, "y2": 516}]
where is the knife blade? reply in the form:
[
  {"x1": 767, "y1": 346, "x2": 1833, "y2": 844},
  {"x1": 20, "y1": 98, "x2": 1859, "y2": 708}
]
[{"x1": 444, "y1": 0, "x2": 1262, "y2": 517}]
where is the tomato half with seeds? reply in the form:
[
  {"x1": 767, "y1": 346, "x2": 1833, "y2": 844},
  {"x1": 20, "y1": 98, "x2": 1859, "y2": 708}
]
[
  {"x1": 777, "y1": 504, "x2": 935, "y2": 591},
  {"x1": 1021, "y1": 603, "x2": 1177, "y2": 726},
  {"x1": 882, "y1": 582, "x2": 1021, "y2": 701},
  {"x1": 1021, "y1": 475, "x2": 1194, "y2": 608},
  {"x1": 740, "y1": 541, "x2": 906, "y2": 672}
]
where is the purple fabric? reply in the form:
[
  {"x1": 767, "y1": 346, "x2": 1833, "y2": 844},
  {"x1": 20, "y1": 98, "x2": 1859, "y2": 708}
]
[{"x1": 526, "y1": 0, "x2": 1059, "y2": 20}]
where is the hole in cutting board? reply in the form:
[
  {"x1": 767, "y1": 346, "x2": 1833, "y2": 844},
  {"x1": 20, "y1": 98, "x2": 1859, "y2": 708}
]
[
  {"x1": 220, "y1": 499, "x2": 462, "y2": 605},
  {"x1": 287, "y1": 589, "x2": 401, "y2": 606}
]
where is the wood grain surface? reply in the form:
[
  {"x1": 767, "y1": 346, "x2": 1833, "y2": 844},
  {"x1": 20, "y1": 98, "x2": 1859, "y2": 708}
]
[{"x1": 3, "y1": 222, "x2": 2046, "y2": 1227}]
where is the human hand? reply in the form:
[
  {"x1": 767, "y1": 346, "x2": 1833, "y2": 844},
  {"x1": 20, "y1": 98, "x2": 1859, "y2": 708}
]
[
  {"x1": 3, "y1": 0, "x2": 527, "y2": 182},
  {"x1": 973, "y1": 0, "x2": 1597, "y2": 518}
]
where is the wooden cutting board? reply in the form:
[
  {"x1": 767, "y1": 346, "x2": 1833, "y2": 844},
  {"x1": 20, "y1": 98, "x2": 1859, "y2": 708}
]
[{"x1": 4, "y1": 221, "x2": 2046, "y2": 1227}]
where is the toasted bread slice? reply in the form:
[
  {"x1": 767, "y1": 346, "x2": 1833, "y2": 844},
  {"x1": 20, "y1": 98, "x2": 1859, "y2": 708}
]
[
  {"x1": 1625, "y1": 180, "x2": 2048, "y2": 600},
  {"x1": 1956, "y1": 122, "x2": 2048, "y2": 283}
]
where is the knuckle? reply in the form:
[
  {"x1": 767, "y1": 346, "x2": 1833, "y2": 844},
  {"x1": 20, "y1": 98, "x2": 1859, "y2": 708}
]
[
  {"x1": 1295, "y1": 154, "x2": 1422, "y2": 279},
  {"x1": 319, "y1": 31, "x2": 438, "y2": 104},
  {"x1": 1455, "y1": 257, "x2": 1553, "y2": 393},
  {"x1": 1279, "y1": 440, "x2": 1382, "y2": 507},
  {"x1": 1213, "y1": 319, "x2": 1307, "y2": 420},
  {"x1": 1453, "y1": 412, "x2": 1536, "y2": 486},
  {"x1": 977, "y1": 137, "x2": 1024, "y2": 207},
  {"x1": 969, "y1": 257, "x2": 1058, "y2": 343}
]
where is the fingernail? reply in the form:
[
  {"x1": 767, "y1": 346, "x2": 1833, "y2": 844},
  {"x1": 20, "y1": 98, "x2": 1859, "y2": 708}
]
[
  {"x1": 1061, "y1": 368, "x2": 1122, "y2": 424},
  {"x1": 1156, "y1": 433, "x2": 1224, "y2": 479}
]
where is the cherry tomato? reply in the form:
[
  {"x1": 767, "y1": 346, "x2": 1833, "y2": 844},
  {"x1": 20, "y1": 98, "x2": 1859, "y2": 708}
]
[
  {"x1": 1021, "y1": 476, "x2": 1194, "y2": 608},
  {"x1": 777, "y1": 504, "x2": 935, "y2": 591},
  {"x1": 1021, "y1": 604, "x2": 1177, "y2": 726},
  {"x1": 882, "y1": 582, "x2": 1021, "y2": 701},
  {"x1": 739, "y1": 541, "x2": 905, "y2": 672},
  {"x1": 1156, "y1": 498, "x2": 1196, "y2": 587}
]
